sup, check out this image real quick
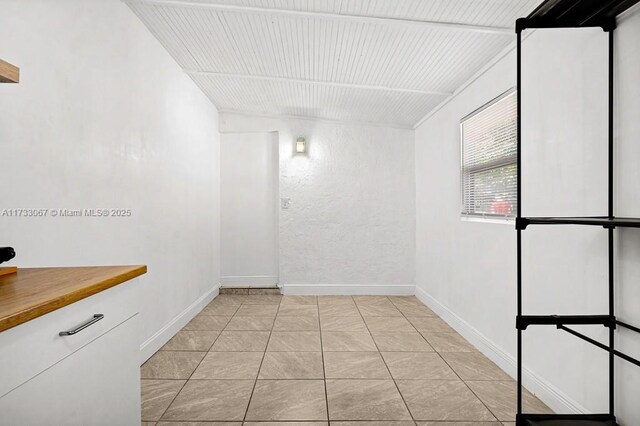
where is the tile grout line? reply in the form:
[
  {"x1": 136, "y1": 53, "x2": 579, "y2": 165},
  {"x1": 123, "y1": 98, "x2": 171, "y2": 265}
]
[
  {"x1": 317, "y1": 296, "x2": 332, "y2": 426},
  {"x1": 146, "y1": 295, "x2": 510, "y2": 424},
  {"x1": 400, "y1": 300, "x2": 512, "y2": 422},
  {"x1": 241, "y1": 296, "x2": 280, "y2": 423},
  {"x1": 439, "y1": 354, "x2": 506, "y2": 422},
  {"x1": 152, "y1": 298, "x2": 237, "y2": 422},
  {"x1": 394, "y1": 297, "x2": 501, "y2": 423},
  {"x1": 354, "y1": 296, "x2": 417, "y2": 426}
]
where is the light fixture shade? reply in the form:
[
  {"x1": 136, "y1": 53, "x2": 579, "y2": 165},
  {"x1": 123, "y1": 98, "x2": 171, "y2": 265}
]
[{"x1": 296, "y1": 137, "x2": 306, "y2": 153}]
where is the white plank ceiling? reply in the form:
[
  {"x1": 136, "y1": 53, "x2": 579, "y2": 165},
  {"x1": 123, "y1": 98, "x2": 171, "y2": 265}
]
[{"x1": 126, "y1": 0, "x2": 540, "y2": 128}]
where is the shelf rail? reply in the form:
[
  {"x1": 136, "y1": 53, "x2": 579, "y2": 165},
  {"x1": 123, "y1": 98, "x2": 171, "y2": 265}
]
[
  {"x1": 514, "y1": 0, "x2": 640, "y2": 423},
  {"x1": 558, "y1": 325, "x2": 640, "y2": 368}
]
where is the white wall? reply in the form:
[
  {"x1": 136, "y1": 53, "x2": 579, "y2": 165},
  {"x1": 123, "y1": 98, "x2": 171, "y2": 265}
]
[
  {"x1": 415, "y1": 10, "x2": 640, "y2": 424},
  {"x1": 220, "y1": 114, "x2": 416, "y2": 294},
  {"x1": 0, "y1": 0, "x2": 221, "y2": 360},
  {"x1": 221, "y1": 131, "x2": 279, "y2": 286}
]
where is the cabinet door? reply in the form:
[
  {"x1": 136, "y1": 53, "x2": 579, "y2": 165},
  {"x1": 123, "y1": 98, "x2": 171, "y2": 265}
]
[
  {"x1": 0, "y1": 315, "x2": 141, "y2": 426},
  {"x1": 0, "y1": 277, "x2": 140, "y2": 397}
]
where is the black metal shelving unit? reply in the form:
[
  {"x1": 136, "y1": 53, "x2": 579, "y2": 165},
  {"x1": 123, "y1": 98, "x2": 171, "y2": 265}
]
[{"x1": 515, "y1": 1, "x2": 640, "y2": 425}]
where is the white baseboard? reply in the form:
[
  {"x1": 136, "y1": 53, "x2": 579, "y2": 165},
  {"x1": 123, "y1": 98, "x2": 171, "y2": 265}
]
[
  {"x1": 282, "y1": 284, "x2": 415, "y2": 295},
  {"x1": 221, "y1": 275, "x2": 278, "y2": 287},
  {"x1": 414, "y1": 285, "x2": 589, "y2": 415},
  {"x1": 139, "y1": 283, "x2": 220, "y2": 363}
]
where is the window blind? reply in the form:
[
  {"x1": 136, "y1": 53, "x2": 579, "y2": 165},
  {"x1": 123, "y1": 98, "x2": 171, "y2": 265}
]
[{"x1": 461, "y1": 90, "x2": 517, "y2": 218}]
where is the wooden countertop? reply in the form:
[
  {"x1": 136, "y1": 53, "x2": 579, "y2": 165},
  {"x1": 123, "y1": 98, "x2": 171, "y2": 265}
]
[{"x1": 0, "y1": 265, "x2": 147, "y2": 333}]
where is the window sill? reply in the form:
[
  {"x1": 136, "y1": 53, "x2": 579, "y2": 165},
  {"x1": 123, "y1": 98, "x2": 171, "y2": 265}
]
[{"x1": 461, "y1": 215, "x2": 515, "y2": 225}]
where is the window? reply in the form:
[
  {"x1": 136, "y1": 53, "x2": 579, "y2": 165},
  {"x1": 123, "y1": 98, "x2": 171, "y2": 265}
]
[{"x1": 461, "y1": 89, "x2": 517, "y2": 219}]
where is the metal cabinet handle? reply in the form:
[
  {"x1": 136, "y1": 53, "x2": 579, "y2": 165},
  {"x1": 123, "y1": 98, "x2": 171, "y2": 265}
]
[{"x1": 59, "y1": 314, "x2": 104, "y2": 336}]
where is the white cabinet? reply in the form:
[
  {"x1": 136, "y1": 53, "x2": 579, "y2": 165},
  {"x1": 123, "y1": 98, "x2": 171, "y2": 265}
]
[
  {"x1": 0, "y1": 316, "x2": 141, "y2": 426},
  {"x1": 0, "y1": 278, "x2": 141, "y2": 426}
]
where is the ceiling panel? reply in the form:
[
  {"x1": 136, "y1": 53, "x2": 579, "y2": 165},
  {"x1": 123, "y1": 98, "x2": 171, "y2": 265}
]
[
  {"x1": 191, "y1": 72, "x2": 445, "y2": 127},
  {"x1": 127, "y1": 0, "x2": 540, "y2": 127},
  {"x1": 148, "y1": 0, "x2": 540, "y2": 28}
]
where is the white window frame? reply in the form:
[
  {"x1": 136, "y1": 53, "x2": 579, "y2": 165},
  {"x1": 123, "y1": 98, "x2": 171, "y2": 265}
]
[{"x1": 460, "y1": 88, "x2": 517, "y2": 223}]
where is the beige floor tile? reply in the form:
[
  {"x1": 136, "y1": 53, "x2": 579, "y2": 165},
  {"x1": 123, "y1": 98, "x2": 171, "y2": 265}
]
[
  {"x1": 141, "y1": 379, "x2": 185, "y2": 421},
  {"x1": 244, "y1": 423, "x2": 327, "y2": 426},
  {"x1": 333, "y1": 423, "x2": 415, "y2": 426},
  {"x1": 157, "y1": 422, "x2": 240, "y2": 425},
  {"x1": 183, "y1": 315, "x2": 231, "y2": 331},
  {"x1": 421, "y1": 332, "x2": 476, "y2": 352},
  {"x1": 161, "y1": 331, "x2": 219, "y2": 351},
  {"x1": 225, "y1": 316, "x2": 274, "y2": 331},
  {"x1": 358, "y1": 303, "x2": 403, "y2": 317},
  {"x1": 320, "y1": 316, "x2": 368, "y2": 332},
  {"x1": 246, "y1": 380, "x2": 327, "y2": 421},
  {"x1": 319, "y1": 304, "x2": 361, "y2": 317},
  {"x1": 407, "y1": 317, "x2": 454, "y2": 333},
  {"x1": 191, "y1": 352, "x2": 263, "y2": 379},
  {"x1": 141, "y1": 422, "x2": 156, "y2": 426},
  {"x1": 326, "y1": 379, "x2": 411, "y2": 420},
  {"x1": 396, "y1": 380, "x2": 496, "y2": 421},
  {"x1": 353, "y1": 296, "x2": 391, "y2": 305},
  {"x1": 318, "y1": 296, "x2": 355, "y2": 305},
  {"x1": 416, "y1": 423, "x2": 501, "y2": 426},
  {"x1": 322, "y1": 331, "x2": 377, "y2": 351},
  {"x1": 268, "y1": 331, "x2": 322, "y2": 351},
  {"x1": 277, "y1": 304, "x2": 319, "y2": 316},
  {"x1": 324, "y1": 351, "x2": 391, "y2": 379},
  {"x1": 211, "y1": 331, "x2": 270, "y2": 351},
  {"x1": 212, "y1": 295, "x2": 247, "y2": 305},
  {"x1": 281, "y1": 295, "x2": 318, "y2": 305},
  {"x1": 235, "y1": 304, "x2": 279, "y2": 317},
  {"x1": 200, "y1": 303, "x2": 240, "y2": 316},
  {"x1": 243, "y1": 295, "x2": 282, "y2": 304},
  {"x1": 259, "y1": 352, "x2": 324, "y2": 379},
  {"x1": 273, "y1": 315, "x2": 320, "y2": 331},
  {"x1": 371, "y1": 332, "x2": 433, "y2": 352},
  {"x1": 162, "y1": 379, "x2": 254, "y2": 421},
  {"x1": 465, "y1": 380, "x2": 553, "y2": 421},
  {"x1": 363, "y1": 316, "x2": 415, "y2": 332},
  {"x1": 396, "y1": 304, "x2": 436, "y2": 317},
  {"x1": 441, "y1": 352, "x2": 512, "y2": 381},
  {"x1": 388, "y1": 296, "x2": 423, "y2": 306},
  {"x1": 141, "y1": 351, "x2": 205, "y2": 379},
  {"x1": 382, "y1": 352, "x2": 458, "y2": 380}
]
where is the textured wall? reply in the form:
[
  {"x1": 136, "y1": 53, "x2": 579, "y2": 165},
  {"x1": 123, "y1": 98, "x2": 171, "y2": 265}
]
[
  {"x1": 220, "y1": 114, "x2": 416, "y2": 288},
  {"x1": 0, "y1": 0, "x2": 221, "y2": 352}
]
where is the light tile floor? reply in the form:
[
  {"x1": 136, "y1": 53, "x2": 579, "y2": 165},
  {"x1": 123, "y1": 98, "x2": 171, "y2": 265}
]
[{"x1": 141, "y1": 294, "x2": 553, "y2": 425}]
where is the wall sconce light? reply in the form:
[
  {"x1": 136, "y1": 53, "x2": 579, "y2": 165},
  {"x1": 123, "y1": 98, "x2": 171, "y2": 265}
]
[{"x1": 296, "y1": 137, "x2": 306, "y2": 154}]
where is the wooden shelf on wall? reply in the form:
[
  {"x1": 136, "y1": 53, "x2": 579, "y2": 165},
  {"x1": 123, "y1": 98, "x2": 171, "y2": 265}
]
[{"x1": 0, "y1": 59, "x2": 20, "y2": 83}]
